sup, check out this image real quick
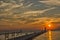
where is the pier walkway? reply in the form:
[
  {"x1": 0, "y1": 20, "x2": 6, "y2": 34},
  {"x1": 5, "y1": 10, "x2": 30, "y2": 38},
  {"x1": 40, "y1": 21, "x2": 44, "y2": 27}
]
[{"x1": 0, "y1": 30, "x2": 47, "y2": 40}]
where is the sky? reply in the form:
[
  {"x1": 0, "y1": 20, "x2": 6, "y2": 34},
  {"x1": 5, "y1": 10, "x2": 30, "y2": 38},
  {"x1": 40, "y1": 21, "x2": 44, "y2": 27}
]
[{"x1": 0, "y1": 0, "x2": 60, "y2": 30}]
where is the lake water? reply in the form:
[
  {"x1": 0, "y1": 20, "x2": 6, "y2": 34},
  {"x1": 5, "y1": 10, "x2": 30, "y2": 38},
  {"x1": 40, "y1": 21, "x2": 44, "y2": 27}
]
[{"x1": 33, "y1": 30, "x2": 60, "y2": 40}]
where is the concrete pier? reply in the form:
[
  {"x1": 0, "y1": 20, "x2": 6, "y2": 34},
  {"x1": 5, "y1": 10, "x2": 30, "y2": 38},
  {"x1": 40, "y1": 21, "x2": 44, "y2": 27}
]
[{"x1": 0, "y1": 30, "x2": 47, "y2": 40}]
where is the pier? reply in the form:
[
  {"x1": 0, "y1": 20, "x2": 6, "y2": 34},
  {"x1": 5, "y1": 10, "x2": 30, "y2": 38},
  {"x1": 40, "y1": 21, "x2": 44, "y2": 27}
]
[{"x1": 0, "y1": 30, "x2": 47, "y2": 40}]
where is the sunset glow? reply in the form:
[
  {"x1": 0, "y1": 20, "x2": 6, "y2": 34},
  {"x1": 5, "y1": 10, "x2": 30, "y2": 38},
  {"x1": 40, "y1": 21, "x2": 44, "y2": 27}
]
[
  {"x1": 48, "y1": 24, "x2": 51, "y2": 28},
  {"x1": 45, "y1": 22, "x2": 54, "y2": 30}
]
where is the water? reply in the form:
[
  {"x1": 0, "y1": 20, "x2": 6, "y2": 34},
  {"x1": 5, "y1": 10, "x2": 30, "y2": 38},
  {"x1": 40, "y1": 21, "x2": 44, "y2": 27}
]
[{"x1": 33, "y1": 30, "x2": 60, "y2": 40}]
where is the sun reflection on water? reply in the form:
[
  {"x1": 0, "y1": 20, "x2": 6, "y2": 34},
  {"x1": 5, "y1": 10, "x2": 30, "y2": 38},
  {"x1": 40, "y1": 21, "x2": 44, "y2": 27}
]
[{"x1": 48, "y1": 30, "x2": 52, "y2": 40}]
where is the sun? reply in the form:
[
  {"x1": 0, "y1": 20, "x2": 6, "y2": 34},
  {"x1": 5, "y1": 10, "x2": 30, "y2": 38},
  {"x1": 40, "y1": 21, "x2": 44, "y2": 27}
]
[
  {"x1": 47, "y1": 24, "x2": 52, "y2": 30},
  {"x1": 45, "y1": 22, "x2": 53, "y2": 30},
  {"x1": 48, "y1": 24, "x2": 51, "y2": 28}
]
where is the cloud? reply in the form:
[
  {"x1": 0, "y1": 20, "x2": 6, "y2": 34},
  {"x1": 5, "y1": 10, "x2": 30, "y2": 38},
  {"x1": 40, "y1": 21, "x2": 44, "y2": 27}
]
[
  {"x1": 22, "y1": 7, "x2": 55, "y2": 18},
  {"x1": 4, "y1": 4, "x2": 23, "y2": 11},
  {"x1": 0, "y1": 1, "x2": 10, "y2": 7},
  {"x1": 0, "y1": 0, "x2": 60, "y2": 25},
  {"x1": 40, "y1": 7, "x2": 60, "y2": 18},
  {"x1": 23, "y1": 7, "x2": 55, "y2": 16},
  {"x1": 28, "y1": 18, "x2": 60, "y2": 24},
  {"x1": 0, "y1": 1, "x2": 23, "y2": 12},
  {"x1": 39, "y1": 0, "x2": 60, "y2": 6},
  {"x1": 0, "y1": 7, "x2": 56, "y2": 24},
  {"x1": 24, "y1": 3, "x2": 33, "y2": 8}
]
